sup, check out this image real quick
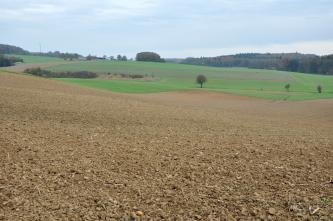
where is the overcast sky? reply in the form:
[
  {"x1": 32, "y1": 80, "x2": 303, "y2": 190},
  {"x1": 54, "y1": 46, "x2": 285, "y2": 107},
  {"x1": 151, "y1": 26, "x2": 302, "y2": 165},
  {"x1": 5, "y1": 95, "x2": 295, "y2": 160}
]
[{"x1": 1, "y1": 0, "x2": 332, "y2": 58}]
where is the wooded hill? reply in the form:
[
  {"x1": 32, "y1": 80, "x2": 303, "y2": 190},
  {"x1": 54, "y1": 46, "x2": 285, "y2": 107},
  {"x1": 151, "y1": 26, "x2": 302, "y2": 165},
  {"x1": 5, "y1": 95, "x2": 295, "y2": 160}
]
[
  {"x1": 181, "y1": 53, "x2": 333, "y2": 75},
  {"x1": 0, "y1": 44, "x2": 29, "y2": 55}
]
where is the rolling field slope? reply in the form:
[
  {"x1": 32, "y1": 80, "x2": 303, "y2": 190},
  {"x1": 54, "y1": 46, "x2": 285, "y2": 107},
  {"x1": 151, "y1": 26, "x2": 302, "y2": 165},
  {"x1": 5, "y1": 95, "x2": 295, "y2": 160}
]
[
  {"x1": 0, "y1": 72, "x2": 332, "y2": 220},
  {"x1": 46, "y1": 60, "x2": 333, "y2": 100},
  {"x1": 2, "y1": 55, "x2": 333, "y2": 100}
]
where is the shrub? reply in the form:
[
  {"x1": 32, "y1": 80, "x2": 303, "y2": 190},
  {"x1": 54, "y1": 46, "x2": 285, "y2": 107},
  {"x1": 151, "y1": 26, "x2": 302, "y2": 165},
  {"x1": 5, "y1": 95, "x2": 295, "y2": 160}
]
[
  {"x1": 8, "y1": 56, "x2": 23, "y2": 63},
  {"x1": 317, "y1": 85, "x2": 322, "y2": 93},
  {"x1": 24, "y1": 68, "x2": 97, "y2": 78},
  {"x1": 285, "y1": 83, "x2": 290, "y2": 92},
  {"x1": 130, "y1": 74, "x2": 144, "y2": 79},
  {"x1": 0, "y1": 55, "x2": 23, "y2": 67}
]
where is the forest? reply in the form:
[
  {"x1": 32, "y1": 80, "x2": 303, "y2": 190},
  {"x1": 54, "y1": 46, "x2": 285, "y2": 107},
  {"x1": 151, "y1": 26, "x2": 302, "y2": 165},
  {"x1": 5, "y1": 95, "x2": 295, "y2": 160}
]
[{"x1": 181, "y1": 53, "x2": 333, "y2": 75}]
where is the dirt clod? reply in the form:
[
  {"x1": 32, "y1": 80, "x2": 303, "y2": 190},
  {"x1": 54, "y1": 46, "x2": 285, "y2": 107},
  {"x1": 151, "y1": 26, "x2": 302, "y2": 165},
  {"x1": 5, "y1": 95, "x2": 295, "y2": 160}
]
[{"x1": 268, "y1": 208, "x2": 276, "y2": 215}]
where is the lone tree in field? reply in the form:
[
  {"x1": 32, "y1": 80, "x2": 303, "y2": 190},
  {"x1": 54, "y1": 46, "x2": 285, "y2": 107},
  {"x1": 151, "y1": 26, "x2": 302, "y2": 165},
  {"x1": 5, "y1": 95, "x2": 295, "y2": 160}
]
[
  {"x1": 317, "y1": 85, "x2": 322, "y2": 93},
  {"x1": 285, "y1": 83, "x2": 290, "y2": 92},
  {"x1": 196, "y1": 74, "x2": 207, "y2": 88}
]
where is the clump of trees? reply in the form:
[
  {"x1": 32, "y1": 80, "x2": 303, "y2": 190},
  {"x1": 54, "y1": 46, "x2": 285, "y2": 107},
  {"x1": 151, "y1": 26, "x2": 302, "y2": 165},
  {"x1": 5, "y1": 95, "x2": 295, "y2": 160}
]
[
  {"x1": 24, "y1": 67, "x2": 97, "y2": 78},
  {"x1": 0, "y1": 54, "x2": 23, "y2": 67},
  {"x1": 136, "y1": 52, "x2": 165, "y2": 62},
  {"x1": 182, "y1": 53, "x2": 333, "y2": 75},
  {"x1": 86, "y1": 55, "x2": 114, "y2": 60},
  {"x1": 86, "y1": 55, "x2": 108, "y2": 61},
  {"x1": 86, "y1": 55, "x2": 98, "y2": 60},
  {"x1": 33, "y1": 51, "x2": 81, "y2": 60},
  {"x1": 117, "y1": 55, "x2": 128, "y2": 61},
  {"x1": 196, "y1": 74, "x2": 207, "y2": 88}
]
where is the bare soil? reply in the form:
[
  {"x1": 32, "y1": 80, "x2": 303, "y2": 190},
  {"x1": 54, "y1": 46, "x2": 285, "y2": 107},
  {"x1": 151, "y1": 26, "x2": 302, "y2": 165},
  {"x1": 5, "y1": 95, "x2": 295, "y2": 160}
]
[{"x1": 0, "y1": 72, "x2": 332, "y2": 220}]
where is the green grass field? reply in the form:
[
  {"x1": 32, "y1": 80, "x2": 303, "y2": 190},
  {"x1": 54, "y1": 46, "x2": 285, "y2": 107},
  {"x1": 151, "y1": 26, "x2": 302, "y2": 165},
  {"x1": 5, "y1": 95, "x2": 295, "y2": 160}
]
[
  {"x1": 4, "y1": 55, "x2": 332, "y2": 100},
  {"x1": 6, "y1": 54, "x2": 64, "y2": 64},
  {"x1": 46, "y1": 60, "x2": 333, "y2": 100}
]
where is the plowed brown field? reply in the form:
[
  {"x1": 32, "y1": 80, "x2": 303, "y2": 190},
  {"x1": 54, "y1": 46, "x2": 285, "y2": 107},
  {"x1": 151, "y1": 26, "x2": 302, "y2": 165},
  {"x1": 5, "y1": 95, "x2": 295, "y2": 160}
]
[{"x1": 0, "y1": 72, "x2": 332, "y2": 220}]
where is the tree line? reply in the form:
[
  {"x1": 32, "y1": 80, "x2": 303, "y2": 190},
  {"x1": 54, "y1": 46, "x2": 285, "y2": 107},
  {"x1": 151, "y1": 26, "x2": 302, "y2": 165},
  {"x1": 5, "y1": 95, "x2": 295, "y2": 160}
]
[
  {"x1": 32, "y1": 51, "x2": 82, "y2": 60},
  {"x1": 182, "y1": 53, "x2": 333, "y2": 75},
  {"x1": 1, "y1": 44, "x2": 168, "y2": 63}
]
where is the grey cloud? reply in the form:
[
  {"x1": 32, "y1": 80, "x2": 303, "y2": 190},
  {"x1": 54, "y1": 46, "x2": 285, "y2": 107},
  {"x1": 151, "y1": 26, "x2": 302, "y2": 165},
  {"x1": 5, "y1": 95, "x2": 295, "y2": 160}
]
[{"x1": 0, "y1": 0, "x2": 332, "y2": 57}]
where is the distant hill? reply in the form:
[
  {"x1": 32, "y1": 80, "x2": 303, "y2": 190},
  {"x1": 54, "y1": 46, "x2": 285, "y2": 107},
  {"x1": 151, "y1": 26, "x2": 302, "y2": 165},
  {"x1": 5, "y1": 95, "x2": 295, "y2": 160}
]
[
  {"x1": 0, "y1": 44, "x2": 29, "y2": 55},
  {"x1": 181, "y1": 53, "x2": 333, "y2": 75},
  {"x1": 0, "y1": 43, "x2": 83, "y2": 60},
  {"x1": 2, "y1": 43, "x2": 333, "y2": 75}
]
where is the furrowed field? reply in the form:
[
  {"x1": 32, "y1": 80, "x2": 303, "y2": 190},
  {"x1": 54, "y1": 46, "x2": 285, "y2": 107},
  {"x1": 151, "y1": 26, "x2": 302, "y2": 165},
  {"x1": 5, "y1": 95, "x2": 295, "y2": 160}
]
[
  {"x1": 1, "y1": 0, "x2": 332, "y2": 219},
  {"x1": 1, "y1": 54, "x2": 332, "y2": 220}
]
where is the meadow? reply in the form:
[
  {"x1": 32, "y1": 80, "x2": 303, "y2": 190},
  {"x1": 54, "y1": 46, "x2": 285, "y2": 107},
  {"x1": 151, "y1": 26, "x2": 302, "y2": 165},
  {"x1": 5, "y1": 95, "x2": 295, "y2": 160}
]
[
  {"x1": 6, "y1": 54, "x2": 64, "y2": 63},
  {"x1": 46, "y1": 60, "x2": 333, "y2": 100},
  {"x1": 4, "y1": 55, "x2": 333, "y2": 100}
]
